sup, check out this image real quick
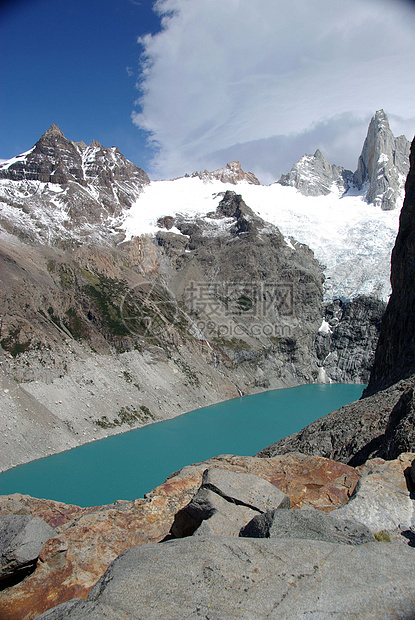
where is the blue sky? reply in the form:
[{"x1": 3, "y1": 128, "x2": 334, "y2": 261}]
[
  {"x1": 1, "y1": 0, "x2": 415, "y2": 182},
  {"x1": 0, "y1": 0, "x2": 161, "y2": 171}
]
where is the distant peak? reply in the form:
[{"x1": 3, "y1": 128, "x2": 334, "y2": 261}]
[
  {"x1": 313, "y1": 149, "x2": 325, "y2": 160},
  {"x1": 226, "y1": 161, "x2": 242, "y2": 170},
  {"x1": 90, "y1": 139, "x2": 102, "y2": 148},
  {"x1": 42, "y1": 124, "x2": 65, "y2": 138}
]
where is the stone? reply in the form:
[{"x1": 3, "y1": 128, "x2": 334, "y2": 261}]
[
  {"x1": 240, "y1": 508, "x2": 374, "y2": 544},
  {"x1": 0, "y1": 453, "x2": 360, "y2": 619},
  {"x1": 171, "y1": 487, "x2": 259, "y2": 538},
  {"x1": 37, "y1": 537, "x2": 415, "y2": 619},
  {"x1": 171, "y1": 468, "x2": 290, "y2": 538},
  {"x1": 0, "y1": 515, "x2": 56, "y2": 583},
  {"x1": 333, "y1": 453, "x2": 415, "y2": 534},
  {"x1": 201, "y1": 467, "x2": 291, "y2": 513},
  {"x1": 170, "y1": 467, "x2": 290, "y2": 538}
]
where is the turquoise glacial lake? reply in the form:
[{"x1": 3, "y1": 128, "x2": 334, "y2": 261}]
[{"x1": 0, "y1": 384, "x2": 363, "y2": 507}]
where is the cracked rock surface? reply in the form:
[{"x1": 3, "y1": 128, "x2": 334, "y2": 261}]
[{"x1": 37, "y1": 536, "x2": 415, "y2": 620}]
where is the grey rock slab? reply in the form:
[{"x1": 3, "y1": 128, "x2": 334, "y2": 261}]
[
  {"x1": 171, "y1": 487, "x2": 259, "y2": 538},
  {"x1": 201, "y1": 467, "x2": 290, "y2": 512},
  {"x1": 0, "y1": 514, "x2": 56, "y2": 581},
  {"x1": 240, "y1": 508, "x2": 374, "y2": 544},
  {"x1": 333, "y1": 459, "x2": 415, "y2": 533},
  {"x1": 37, "y1": 536, "x2": 415, "y2": 619}
]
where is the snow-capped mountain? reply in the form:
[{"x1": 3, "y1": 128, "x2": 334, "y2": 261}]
[
  {"x1": 354, "y1": 109, "x2": 410, "y2": 211},
  {"x1": 190, "y1": 160, "x2": 260, "y2": 185},
  {"x1": 123, "y1": 110, "x2": 408, "y2": 302},
  {"x1": 277, "y1": 149, "x2": 353, "y2": 197},
  {"x1": 0, "y1": 124, "x2": 149, "y2": 244},
  {"x1": 0, "y1": 111, "x2": 408, "y2": 301}
]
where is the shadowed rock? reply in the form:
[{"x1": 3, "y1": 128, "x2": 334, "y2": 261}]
[
  {"x1": 240, "y1": 508, "x2": 374, "y2": 545},
  {"x1": 0, "y1": 515, "x2": 56, "y2": 585},
  {"x1": 171, "y1": 468, "x2": 290, "y2": 538}
]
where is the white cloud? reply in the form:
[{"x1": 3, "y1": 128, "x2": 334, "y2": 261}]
[{"x1": 133, "y1": 0, "x2": 415, "y2": 181}]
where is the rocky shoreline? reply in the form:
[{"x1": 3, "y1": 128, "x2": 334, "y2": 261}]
[{"x1": 1, "y1": 451, "x2": 414, "y2": 618}]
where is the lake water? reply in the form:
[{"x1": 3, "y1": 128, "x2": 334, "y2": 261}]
[{"x1": 0, "y1": 384, "x2": 364, "y2": 507}]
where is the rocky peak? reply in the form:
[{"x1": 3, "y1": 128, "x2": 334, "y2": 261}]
[
  {"x1": 0, "y1": 126, "x2": 150, "y2": 243},
  {"x1": 354, "y1": 109, "x2": 410, "y2": 210},
  {"x1": 277, "y1": 149, "x2": 352, "y2": 197},
  {"x1": 192, "y1": 161, "x2": 260, "y2": 185},
  {"x1": 41, "y1": 124, "x2": 65, "y2": 138},
  {"x1": 215, "y1": 190, "x2": 258, "y2": 235}
]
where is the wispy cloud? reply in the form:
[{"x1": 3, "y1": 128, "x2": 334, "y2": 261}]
[{"x1": 133, "y1": 0, "x2": 415, "y2": 181}]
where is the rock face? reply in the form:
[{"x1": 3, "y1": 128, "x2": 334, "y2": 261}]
[
  {"x1": 0, "y1": 452, "x2": 360, "y2": 619},
  {"x1": 36, "y1": 537, "x2": 415, "y2": 620},
  {"x1": 0, "y1": 515, "x2": 56, "y2": 585},
  {"x1": 365, "y1": 137, "x2": 415, "y2": 395},
  {"x1": 313, "y1": 296, "x2": 386, "y2": 384},
  {"x1": 354, "y1": 110, "x2": 410, "y2": 211},
  {"x1": 257, "y1": 375, "x2": 415, "y2": 465},
  {"x1": 278, "y1": 148, "x2": 353, "y2": 196},
  {"x1": 192, "y1": 160, "x2": 260, "y2": 185},
  {"x1": 240, "y1": 508, "x2": 374, "y2": 545}
]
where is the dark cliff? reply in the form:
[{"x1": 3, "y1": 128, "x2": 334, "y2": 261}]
[
  {"x1": 258, "y1": 137, "x2": 415, "y2": 465},
  {"x1": 365, "y1": 137, "x2": 415, "y2": 396}
]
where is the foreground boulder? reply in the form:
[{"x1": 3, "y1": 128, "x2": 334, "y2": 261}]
[
  {"x1": 0, "y1": 515, "x2": 56, "y2": 584},
  {"x1": 334, "y1": 452, "x2": 415, "y2": 534},
  {"x1": 171, "y1": 468, "x2": 290, "y2": 537},
  {"x1": 38, "y1": 536, "x2": 415, "y2": 619},
  {"x1": 240, "y1": 508, "x2": 374, "y2": 544},
  {"x1": 0, "y1": 453, "x2": 359, "y2": 619}
]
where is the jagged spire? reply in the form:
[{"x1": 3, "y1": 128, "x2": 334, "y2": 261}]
[{"x1": 354, "y1": 109, "x2": 410, "y2": 210}]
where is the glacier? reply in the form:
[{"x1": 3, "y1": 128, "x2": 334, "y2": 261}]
[{"x1": 122, "y1": 176, "x2": 400, "y2": 302}]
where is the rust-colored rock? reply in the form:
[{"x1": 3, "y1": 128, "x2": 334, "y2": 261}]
[{"x1": 0, "y1": 452, "x2": 360, "y2": 619}]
